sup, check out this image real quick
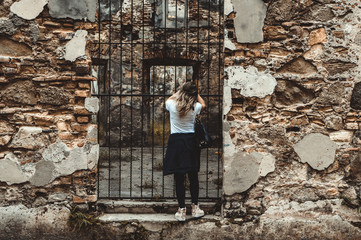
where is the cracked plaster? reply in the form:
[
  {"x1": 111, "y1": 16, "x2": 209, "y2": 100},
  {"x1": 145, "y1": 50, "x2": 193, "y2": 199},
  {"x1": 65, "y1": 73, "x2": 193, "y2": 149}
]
[
  {"x1": 224, "y1": 66, "x2": 277, "y2": 115},
  {"x1": 48, "y1": 0, "x2": 96, "y2": 22},
  {"x1": 233, "y1": 0, "x2": 266, "y2": 43},
  {"x1": 294, "y1": 133, "x2": 337, "y2": 171},
  {"x1": 10, "y1": 0, "x2": 48, "y2": 20},
  {"x1": 223, "y1": 122, "x2": 276, "y2": 195},
  {"x1": 64, "y1": 30, "x2": 87, "y2": 62}
]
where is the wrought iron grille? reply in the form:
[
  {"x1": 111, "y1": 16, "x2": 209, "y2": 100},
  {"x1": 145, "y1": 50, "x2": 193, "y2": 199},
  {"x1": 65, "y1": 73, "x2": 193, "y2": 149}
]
[{"x1": 93, "y1": 0, "x2": 223, "y2": 200}]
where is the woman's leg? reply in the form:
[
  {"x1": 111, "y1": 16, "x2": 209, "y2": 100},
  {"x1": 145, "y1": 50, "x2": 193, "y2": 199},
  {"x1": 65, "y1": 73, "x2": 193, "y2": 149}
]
[
  {"x1": 174, "y1": 173, "x2": 186, "y2": 208},
  {"x1": 188, "y1": 171, "x2": 199, "y2": 205}
]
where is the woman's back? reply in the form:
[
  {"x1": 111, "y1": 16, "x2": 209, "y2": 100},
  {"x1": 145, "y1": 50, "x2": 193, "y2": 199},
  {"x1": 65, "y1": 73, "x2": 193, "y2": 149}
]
[{"x1": 166, "y1": 99, "x2": 202, "y2": 134}]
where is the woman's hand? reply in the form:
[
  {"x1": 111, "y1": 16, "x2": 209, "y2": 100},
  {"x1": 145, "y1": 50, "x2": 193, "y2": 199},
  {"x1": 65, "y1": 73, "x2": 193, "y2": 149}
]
[{"x1": 197, "y1": 94, "x2": 206, "y2": 110}]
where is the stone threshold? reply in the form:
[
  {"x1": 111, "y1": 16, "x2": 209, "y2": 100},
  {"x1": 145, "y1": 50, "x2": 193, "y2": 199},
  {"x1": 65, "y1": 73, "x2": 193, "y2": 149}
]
[
  {"x1": 99, "y1": 213, "x2": 221, "y2": 223},
  {"x1": 97, "y1": 199, "x2": 220, "y2": 214}
]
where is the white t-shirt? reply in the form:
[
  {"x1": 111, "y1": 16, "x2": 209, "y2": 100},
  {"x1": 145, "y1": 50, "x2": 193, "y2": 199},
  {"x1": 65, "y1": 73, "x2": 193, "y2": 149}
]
[{"x1": 166, "y1": 99, "x2": 202, "y2": 134}]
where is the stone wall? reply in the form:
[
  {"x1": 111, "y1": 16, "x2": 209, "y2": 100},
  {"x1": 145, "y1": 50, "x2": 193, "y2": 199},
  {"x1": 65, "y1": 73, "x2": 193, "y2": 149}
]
[
  {"x1": 0, "y1": 0, "x2": 99, "y2": 214},
  {"x1": 1, "y1": 0, "x2": 361, "y2": 239},
  {"x1": 222, "y1": 0, "x2": 361, "y2": 237}
]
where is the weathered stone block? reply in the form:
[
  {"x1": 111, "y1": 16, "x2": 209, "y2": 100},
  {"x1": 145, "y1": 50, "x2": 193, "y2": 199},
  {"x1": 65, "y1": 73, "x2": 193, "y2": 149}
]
[
  {"x1": 0, "y1": 37, "x2": 32, "y2": 57},
  {"x1": 350, "y1": 82, "x2": 361, "y2": 110},
  {"x1": 330, "y1": 130, "x2": 353, "y2": 142},
  {"x1": 274, "y1": 80, "x2": 315, "y2": 106},
  {"x1": 303, "y1": 44, "x2": 324, "y2": 60},
  {"x1": 294, "y1": 133, "x2": 337, "y2": 171},
  {"x1": 264, "y1": 26, "x2": 288, "y2": 40},
  {"x1": 0, "y1": 135, "x2": 11, "y2": 146},
  {"x1": 39, "y1": 86, "x2": 70, "y2": 105},
  {"x1": 323, "y1": 60, "x2": 357, "y2": 76},
  {"x1": 277, "y1": 57, "x2": 317, "y2": 76},
  {"x1": 48, "y1": 0, "x2": 96, "y2": 22},
  {"x1": 9, "y1": 127, "x2": 44, "y2": 150},
  {"x1": 308, "y1": 28, "x2": 327, "y2": 46},
  {"x1": 0, "y1": 17, "x2": 17, "y2": 35},
  {"x1": 0, "y1": 81, "x2": 37, "y2": 106}
]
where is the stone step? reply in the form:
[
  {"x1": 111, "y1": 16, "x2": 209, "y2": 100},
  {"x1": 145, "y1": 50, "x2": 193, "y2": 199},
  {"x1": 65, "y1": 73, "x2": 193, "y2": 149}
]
[
  {"x1": 97, "y1": 200, "x2": 221, "y2": 215},
  {"x1": 99, "y1": 213, "x2": 221, "y2": 223}
]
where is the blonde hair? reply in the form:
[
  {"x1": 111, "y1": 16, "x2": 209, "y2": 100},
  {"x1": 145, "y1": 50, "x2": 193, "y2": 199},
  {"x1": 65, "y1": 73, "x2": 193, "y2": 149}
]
[{"x1": 170, "y1": 82, "x2": 198, "y2": 117}]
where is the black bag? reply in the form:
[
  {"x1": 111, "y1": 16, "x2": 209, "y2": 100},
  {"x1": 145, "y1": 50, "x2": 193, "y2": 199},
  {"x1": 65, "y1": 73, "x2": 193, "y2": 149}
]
[{"x1": 195, "y1": 117, "x2": 212, "y2": 148}]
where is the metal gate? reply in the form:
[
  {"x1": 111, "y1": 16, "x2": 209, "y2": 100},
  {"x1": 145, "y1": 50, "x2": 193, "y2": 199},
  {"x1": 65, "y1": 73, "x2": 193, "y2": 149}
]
[{"x1": 93, "y1": 0, "x2": 223, "y2": 200}]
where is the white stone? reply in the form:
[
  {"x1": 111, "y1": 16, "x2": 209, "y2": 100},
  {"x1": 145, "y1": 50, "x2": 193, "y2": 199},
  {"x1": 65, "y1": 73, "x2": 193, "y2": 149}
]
[
  {"x1": 224, "y1": 0, "x2": 234, "y2": 16},
  {"x1": 86, "y1": 125, "x2": 98, "y2": 140},
  {"x1": 304, "y1": 44, "x2": 324, "y2": 60},
  {"x1": 85, "y1": 97, "x2": 99, "y2": 113},
  {"x1": 294, "y1": 133, "x2": 337, "y2": 170},
  {"x1": 0, "y1": 204, "x2": 70, "y2": 235},
  {"x1": 42, "y1": 141, "x2": 69, "y2": 163},
  {"x1": 226, "y1": 65, "x2": 277, "y2": 98},
  {"x1": 233, "y1": 0, "x2": 266, "y2": 43},
  {"x1": 223, "y1": 152, "x2": 260, "y2": 195},
  {"x1": 0, "y1": 135, "x2": 11, "y2": 146},
  {"x1": 253, "y1": 152, "x2": 276, "y2": 177},
  {"x1": 86, "y1": 143, "x2": 99, "y2": 170},
  {"x1": 10, "y1": 0, "x2": 48, "y2": 20},
  {"x1": 224, "y1": 29, "x2": 236, "y2": 51},
  {"x1": 64, "y1": 30, "x2": 87, "y2": 62},
  {"x1": 329, "y1": 130, "x2": 353, "y2": 142},
  {"x1": 0, "y1": 154, "x2": 28, "y2": 185},
  {"x1": 223, "y1": 86, "x2": 232, "y2": 115},
  {"x1": 9, "y1": 126, "x2": 44, "y2": 150}
]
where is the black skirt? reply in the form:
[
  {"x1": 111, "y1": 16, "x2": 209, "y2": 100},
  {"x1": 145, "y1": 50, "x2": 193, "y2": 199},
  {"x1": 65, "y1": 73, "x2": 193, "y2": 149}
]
[{"x1": 163, "y1": 133, "x2": 200, "y2": 176}]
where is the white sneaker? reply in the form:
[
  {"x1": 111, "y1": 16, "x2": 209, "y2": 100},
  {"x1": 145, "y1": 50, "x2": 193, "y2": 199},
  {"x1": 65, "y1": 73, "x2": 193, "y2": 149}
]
[
  {"x1": 175, "y1": 207, "x2": 186, "y2": 221},
  {"x1": 191, "y1": 204, "x2": 205, "y2": 218}
]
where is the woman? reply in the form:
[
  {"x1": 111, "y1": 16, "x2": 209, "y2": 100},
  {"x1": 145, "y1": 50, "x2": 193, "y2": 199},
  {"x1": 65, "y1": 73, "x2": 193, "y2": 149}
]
[{"x1": 163, "y1": 81, "x2": 206, "y2": 221}]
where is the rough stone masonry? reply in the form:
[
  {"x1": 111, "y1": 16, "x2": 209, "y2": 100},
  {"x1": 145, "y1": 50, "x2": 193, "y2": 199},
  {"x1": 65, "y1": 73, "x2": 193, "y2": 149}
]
[{"x1": 0, "y1": 0, "x2": 361, "y2": 239}]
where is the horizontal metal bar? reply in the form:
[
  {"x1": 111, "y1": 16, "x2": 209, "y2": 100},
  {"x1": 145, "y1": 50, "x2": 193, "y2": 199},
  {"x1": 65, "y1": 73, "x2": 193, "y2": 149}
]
[
  {"x1": 92, "y1": 93, "x2": 222, "y2": 97},
  {"x1": 91, "y1": 42, "x2": 223, "y2": 46},
  {"x1": 98, "y1": 197, "x2": 221, "y2": 201}
]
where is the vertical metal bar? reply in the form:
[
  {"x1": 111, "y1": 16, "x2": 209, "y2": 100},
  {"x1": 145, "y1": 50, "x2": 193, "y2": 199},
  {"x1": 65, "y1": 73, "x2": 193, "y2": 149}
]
[
  {"x1": 97, "y1": 0, "x2": 101, "y2": 199},
  {"x1": 205, "y1": 0, "x2": 211, "y2": 198},
  {"x1": 107, "y1": 0, "x2": 112, "y2": 198},
  {"x1": 141, "y1": 0, "x2": 145, "y2": 199},
  {"x1": 162, "y1": 65, "x2": 166, "y2": 198},
  {"x1": 130, "y1": 0, "x2": 134, "y2": 198},
  {"x1": 217, "y1": 0, "x2": 223, "y2": 198},
  {"x1": 119, "y1": 0, "x2": 123, "y2": 198},
  {"x1": 185, "y1": 0, "x2": 188, "y2": 58}
]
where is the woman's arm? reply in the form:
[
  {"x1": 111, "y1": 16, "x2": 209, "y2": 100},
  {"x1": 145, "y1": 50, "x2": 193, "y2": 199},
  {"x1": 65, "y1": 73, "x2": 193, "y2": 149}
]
[{"x1": 197, "y1": 94, "x2": 206, "y2": 110}]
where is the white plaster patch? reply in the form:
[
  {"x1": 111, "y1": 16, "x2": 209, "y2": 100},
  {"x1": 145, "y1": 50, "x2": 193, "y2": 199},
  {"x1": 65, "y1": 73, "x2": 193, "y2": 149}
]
[
  {"x1": 64, "y1": 30, "x2": 87, "y2": 62},
  {"x1": 224, "y1": 29, "x2": 236, "y2": 51},
  {"x1": 252, "y1": 152, "x2": 276, "y2": 177},
  {"x1": 10, "y1": 0, "x2": 48, "y2": 20},
  {"x1": 0, "y1": 153, "x2": 28, "y2": 185},
  {"x1": 294, "y1": 133, "x2": 338, "y2": 171},
  {"x1": 223, "y1": 122, "x2": 276, "y2": 194},
  {"x1": 85, "y1": 97, "x2": 99, "y2": 113},
  {"x1": 304, "y1": 44, "x2": 324, "y2": 60},
  {"x1": 223, "y1": 86, "x2": 232, "y2": 115},
  {"x1": 226, "y1": 65, "x2": 277, "y2": 98},
  {"x1": 224, "y1": 0, "x2": 234, "y2": 16},
  {"x1": 233, "y1": 0, "x2": 266, "y2": 43}
]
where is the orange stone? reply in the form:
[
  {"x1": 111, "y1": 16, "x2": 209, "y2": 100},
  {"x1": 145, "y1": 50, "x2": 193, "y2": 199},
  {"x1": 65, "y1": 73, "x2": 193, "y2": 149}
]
[
  {"x1": 308, "y1": 28, "x2": 327, "y2": 46},
  {"x1": 77, "y1": 116, "x2": 89, "y2": 123}
]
